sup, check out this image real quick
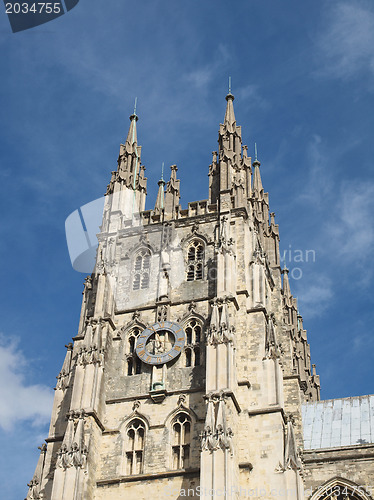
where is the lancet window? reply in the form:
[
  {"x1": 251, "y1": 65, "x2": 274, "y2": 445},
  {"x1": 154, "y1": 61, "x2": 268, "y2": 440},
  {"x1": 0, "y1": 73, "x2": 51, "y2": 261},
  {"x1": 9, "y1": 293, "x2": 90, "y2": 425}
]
[
  {"x1": 186, "y1": 240, "x2": 204, "y2": 281},
  {"x1": 126, "y1": 327, "x2": 142, "y2": 376},
  {"x1": 171, "y1": 413, "x2": 191, "y2": 470},
  {"x1": 133, "y1": 249, "x2": 151, "y2": 290},
  {"x1": 309, "y1": 476, "x2": 374, "y2": 500},
  {"x1": 125, "y1": 419, "x2": 145, "y2": 475},
  {"x1": 184, "y1": 319, "x2": 202, "y2": 367}
]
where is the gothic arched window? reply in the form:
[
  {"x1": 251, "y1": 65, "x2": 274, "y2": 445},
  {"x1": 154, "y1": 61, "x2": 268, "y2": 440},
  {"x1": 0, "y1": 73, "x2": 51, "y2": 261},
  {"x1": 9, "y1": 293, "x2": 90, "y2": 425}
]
[
  {"x1": 133, "y1": 249, "x2": 151, "y2": 290},
  {"x1": 126, "y1": 327, "x2": 142, "y2": 376},
  {"x1": 171, "y1": 413, "x2": 191, "y2": 470},
  {"x1": 186, "y1": 240, "x2": 204, "y2": 281},
  {"x1": 184, "y1": 319, "x2": 202, "y2": 367},
  {"x1": 310, "y1": 478, "x2": 372, "y2": 500},
  {"x1": 125, "y1": 419, "x2": 145, "y2": 475}
]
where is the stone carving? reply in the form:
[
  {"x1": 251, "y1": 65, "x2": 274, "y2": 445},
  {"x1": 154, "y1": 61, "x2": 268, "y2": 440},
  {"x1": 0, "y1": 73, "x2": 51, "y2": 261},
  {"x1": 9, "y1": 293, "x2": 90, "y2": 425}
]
[
  {"x1": 26, "y1": 444, "x2": 47, "y2": 500},
  {"x1": 57, "y1": 411, "x2": 88, "y2": 470},
  {"x1": 78, "y1": 318, "x2": 105, "y2": 367},
  {"x1": 263, "y1": 317, "x2": 282, "y2": 361},
  {"x1": 157, "y1": 304, "x2": 168, "y2": 322},
  {"x1": 201, "y1": 394, "x2": 233, "y2": 454},
  {"x1": 207, "y1": 298, "x2": 235, "y2": 345},
  {"x1": 56, "y1": 343, "x2": 73, "y2": 391}
]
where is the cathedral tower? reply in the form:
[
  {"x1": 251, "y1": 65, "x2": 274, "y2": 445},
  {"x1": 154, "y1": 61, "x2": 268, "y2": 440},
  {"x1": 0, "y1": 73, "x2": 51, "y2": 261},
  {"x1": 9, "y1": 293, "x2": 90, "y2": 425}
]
[{"x1": 26, "y1": 92, "x2": 323, "y2": 500}]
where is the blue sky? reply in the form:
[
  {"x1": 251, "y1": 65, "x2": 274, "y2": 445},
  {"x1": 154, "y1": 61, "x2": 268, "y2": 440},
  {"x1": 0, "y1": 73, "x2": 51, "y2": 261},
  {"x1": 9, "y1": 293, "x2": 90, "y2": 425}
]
[{"x1": 1, "y1": 0, "x2": 374, "y2": 497}]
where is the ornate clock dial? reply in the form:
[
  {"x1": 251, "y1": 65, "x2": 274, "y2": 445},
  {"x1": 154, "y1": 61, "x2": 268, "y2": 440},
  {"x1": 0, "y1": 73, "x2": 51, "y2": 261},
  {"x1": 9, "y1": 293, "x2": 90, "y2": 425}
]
[{"x1": 135, "y1": 321, "x2": 186, "y2": 365}]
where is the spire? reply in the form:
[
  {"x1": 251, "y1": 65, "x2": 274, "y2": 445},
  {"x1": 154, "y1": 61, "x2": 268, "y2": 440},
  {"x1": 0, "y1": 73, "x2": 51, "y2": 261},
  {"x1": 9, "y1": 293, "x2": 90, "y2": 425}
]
[
  {"x1": 224, "y1": 78, "x2": 236, "y2": 132},
  {"x1": 105, "y1": 101, "x2": 147, "y2": 212},
  {"x1": 252, "y1": 143, "x2": 264, "y2": 198},
  {"x1": 124, "y1": 106, "x2": 139, "y2": 155},
  {"x1": 211, "y1": 86, "x2": 247, "y2": 206},
  {"x1": 154, "y1": 163, "x2": 165, "y2": 215},
  {"x1": 164, "y1": 164, "x2": 180, "y2": 218},
  {"x1": 282, "y1": 265, "x2": 292, "y2": 299}
]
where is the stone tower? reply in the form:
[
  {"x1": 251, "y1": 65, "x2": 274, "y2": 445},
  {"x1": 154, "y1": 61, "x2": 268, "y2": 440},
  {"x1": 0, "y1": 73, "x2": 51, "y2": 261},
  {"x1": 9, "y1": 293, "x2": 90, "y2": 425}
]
[{"x1": 27, "y1": 91, "x2": 334, "y2": 500}]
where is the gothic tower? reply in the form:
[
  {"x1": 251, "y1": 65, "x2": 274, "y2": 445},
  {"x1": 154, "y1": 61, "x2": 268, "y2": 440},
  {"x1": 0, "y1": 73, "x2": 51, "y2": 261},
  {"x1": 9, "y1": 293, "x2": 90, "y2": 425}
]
[{"x1": 26, "y1": 92, "x2": 323, "y2": 500}]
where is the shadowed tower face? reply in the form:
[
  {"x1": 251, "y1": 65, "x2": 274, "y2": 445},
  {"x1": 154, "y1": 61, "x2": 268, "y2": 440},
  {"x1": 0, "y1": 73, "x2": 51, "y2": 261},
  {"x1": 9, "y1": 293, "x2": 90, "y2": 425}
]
[{"x1": 33, "y1": 90, "x2": 374, "y2": 500}]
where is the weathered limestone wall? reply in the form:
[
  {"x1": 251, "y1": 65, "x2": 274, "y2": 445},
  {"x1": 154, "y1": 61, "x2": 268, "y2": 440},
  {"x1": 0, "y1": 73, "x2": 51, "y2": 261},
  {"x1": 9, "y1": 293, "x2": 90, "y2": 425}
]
[
  {"x1": 95, "y1": 473, "x2": 200, "y2": 500},
  {"x1": 304, "y1": 446, "x2": 374, "y2": 497}
]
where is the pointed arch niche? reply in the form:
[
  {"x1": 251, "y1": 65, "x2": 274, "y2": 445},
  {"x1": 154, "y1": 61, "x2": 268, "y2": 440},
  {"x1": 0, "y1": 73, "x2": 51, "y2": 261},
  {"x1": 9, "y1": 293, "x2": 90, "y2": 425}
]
[
  {"x1": 171, "y1": 412, "x2": 192, "y2": 469},
  {"x1": 180, "y1": 307, "x2": 206, "y2": 368},
  {"x1": 132, "y1": 247, "x2": 151, "y2": 291},
  {"x1": 120, "y1": 414, "x2": 149, "y2": 476},
  {"x1": 186, "y1": 239, "x2": 205, "y2": 281},
  {"x1": 184, "y1": 318, "x2": 202, "y2": 367},
  {"x1": 119, "y1": 315, "x2": 147, "y2": 377},
  {"x1": 310, "y1": 477, "x2": 373, "y2": 500}
]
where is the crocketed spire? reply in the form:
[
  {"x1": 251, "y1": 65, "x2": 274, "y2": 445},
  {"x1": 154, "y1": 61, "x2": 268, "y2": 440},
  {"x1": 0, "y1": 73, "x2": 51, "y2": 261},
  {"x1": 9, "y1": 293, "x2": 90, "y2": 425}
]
[
  {"x1": 223, "y1": 91, "x2": 236, "y2": 132},
  {"x1": 154, "y1": 167, "x2": 165, "y2": 216},
  {"x1": 106, "y1": 102, "x2": 147, "y2": 199}
]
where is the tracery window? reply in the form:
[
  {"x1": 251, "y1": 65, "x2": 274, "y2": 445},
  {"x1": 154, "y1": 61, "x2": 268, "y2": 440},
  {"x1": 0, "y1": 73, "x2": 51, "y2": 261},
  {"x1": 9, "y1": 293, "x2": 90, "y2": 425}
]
[
  {"x1": 311, "y1": 478, "x2": 371, "y2": 500},
  {"x1": 171, "y1": 413, "x2": 191, "y2": 470},
  {"x1": 186, "y1": 240, "x2": 204, "y2": 281},
  {"x1": 126, "y1": 327, "x2": 142, "y2": 376},
  {"x1": 133, "y1": 249, "x2": 151, "y2": 290},
  {"x1": 184, "y1": 319, "x2": 202, "y2": 367},
  {"x1": 125, "y1": 419, "x2": 145, "y2": 475}
]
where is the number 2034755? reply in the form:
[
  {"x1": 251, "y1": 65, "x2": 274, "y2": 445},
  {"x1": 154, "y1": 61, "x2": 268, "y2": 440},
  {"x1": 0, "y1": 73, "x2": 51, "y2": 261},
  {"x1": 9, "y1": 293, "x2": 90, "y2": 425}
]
[{"x1": 5, "y1": 3, "x2": 62, "y2": 14}]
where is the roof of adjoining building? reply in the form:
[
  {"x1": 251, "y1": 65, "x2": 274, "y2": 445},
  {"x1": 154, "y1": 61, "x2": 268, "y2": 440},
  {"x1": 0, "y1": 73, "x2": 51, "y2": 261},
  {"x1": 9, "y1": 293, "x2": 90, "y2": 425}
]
[{"x1": 302, "y1": 395, "x2": 374, "y2": 450}]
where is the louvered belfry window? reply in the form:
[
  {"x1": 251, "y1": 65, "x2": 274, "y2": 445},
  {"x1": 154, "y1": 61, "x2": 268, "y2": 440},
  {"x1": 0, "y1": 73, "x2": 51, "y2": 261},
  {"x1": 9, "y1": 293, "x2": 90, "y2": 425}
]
[
  {"x1": 126, "y1": 328, "x2": 142, "y2": 376},
  {"x1": 133, "y1": 249, "x2": 151, "y2": 290},
  {"x1": 184, "y1": 319, "x2": 202, "y2": 367},
  {"x1": 186, "y1": 241, "x2": 204, "y2": 281}
]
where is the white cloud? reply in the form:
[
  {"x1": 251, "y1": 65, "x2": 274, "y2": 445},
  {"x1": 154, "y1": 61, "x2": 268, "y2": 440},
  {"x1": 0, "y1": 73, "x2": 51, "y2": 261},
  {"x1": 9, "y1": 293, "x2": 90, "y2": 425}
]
[
  {"x1": 298, "y1": 134, "x2": 374, "y2": 279},
  {"x1": 184, "y1": 43, "x2": 231, "y2": 90},
  {"x1": 324, "y1": 179, "x2": 374, "y2": 287},
  {"x1": 315, "y1": 1, "x2": 374, "y2": 82},
  {"x1": 329, "y1": 180, "x2": 374, "y2": 260},
  {"x1": 298, "y1": 135, "x2": 333, "y2": 205},
  {"x1": 352, "y1": 331, "x2": 374, "y2": 353},
  {"x1": 0, "y1": 338, "x2": 54, "y2": 431},
  {"x1": 293, "y1": 274, "x2": 334, "y2": 319},
  {"x1": 237, "y1": 84, "x2": 270, "y2": 111}
]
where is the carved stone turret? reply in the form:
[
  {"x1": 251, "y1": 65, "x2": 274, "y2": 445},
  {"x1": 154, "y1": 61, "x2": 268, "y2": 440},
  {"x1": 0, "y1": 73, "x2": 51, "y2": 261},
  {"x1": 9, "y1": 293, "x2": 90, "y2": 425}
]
[
  {"x1": 209, "y1": 91, "x2": 251, "y2": 211},
  {"x1": 164, "y1": 164, "x2": 180, "y2": 219}
]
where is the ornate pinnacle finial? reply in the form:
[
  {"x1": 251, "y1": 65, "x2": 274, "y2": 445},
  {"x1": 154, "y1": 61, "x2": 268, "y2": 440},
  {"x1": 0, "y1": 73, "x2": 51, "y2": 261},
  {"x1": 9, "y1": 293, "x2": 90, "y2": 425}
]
[
  {"x1": 253, "y1": 142, "x2": 261, "y2": 167},
  {"x1": 130, "y1": 97, "x2": 139, "y2": 122},
  {"x1": 225, "y1": 76, "x2": 234, "y2": 102},
  {"x1": 155, "y1": 163, "x2": 166, "y2": 214}
]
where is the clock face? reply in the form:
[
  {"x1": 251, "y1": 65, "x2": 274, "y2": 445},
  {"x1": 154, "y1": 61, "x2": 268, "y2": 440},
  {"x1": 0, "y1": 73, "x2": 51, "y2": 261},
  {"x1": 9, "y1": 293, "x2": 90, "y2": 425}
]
[{"x1": 135, "y1": 321, "x2": 186, "y2": 365}]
